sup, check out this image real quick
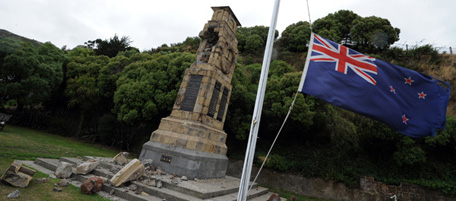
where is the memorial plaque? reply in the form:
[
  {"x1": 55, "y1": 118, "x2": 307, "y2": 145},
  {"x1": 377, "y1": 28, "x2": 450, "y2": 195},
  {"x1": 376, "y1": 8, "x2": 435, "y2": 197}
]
[
  {"x1": 217, "y1": 87, "x2": 229, "y2": 121},
  {"x1": 207, "y1": 81, "x2": 221, "y2": 117},
  {"x1": 180, "y1": 75, "x2": 203, "y2": 111}
]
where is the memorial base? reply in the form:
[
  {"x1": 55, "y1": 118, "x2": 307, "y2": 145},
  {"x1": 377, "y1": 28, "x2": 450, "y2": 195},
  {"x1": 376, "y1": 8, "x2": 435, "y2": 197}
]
[{"x1": 139, "y1": 141, "x2": 228, "y2": 179}]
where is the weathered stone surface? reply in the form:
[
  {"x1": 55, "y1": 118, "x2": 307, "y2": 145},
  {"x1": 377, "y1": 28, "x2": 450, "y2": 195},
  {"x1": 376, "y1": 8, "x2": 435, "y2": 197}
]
[
  {"x1": 110, "y1": 159, "x2": 145, "y2": 187},
  {"x1": 81, "y1": 177, "x2": 103, "y2": 195},
  {"x1": 75, "y1": 159, "x2": 99, "y2": 174},
  {"x1": 181, "y1": 176, "x2": 188, "y2": 181},
  {"x1": 1, "y1": 161, "x2": 36, "y2": 188},
  {"x1": 156, "y1": 180, "x2": 162, "y2": 188},
  {"x1": 55, "y1": 161, "x2": 73, "y2": 178},
  {"x1": 113, "y1": 152, "x2": 129, "y2": 165},
  {"x1": 7, "y1": 189, "x2": 20, "y2": 198}
]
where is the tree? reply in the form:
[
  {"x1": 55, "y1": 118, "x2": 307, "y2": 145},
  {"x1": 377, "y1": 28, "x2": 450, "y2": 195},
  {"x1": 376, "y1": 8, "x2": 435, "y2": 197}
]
[
  {"x1": 312, "y1": 10, "x2": 400, "y2": 53},
  {"x1": 64, "y1": 47, "x2": 109, "y2": 136},
  {"x1": 312, "y1": 10, "x2": 361, "y2": 45},
  {"x1": 85, "y1": 34, "x2": 133, "y2": 58},
  {"x1": 278, "y1": 21, "x2": 311, "y2": 52},
  {"x1": 351, "y1": 16, "x2": 400, "y2": 52},
  {"x1": 236, "y1": 26, "x2": 279, "y2": 54},
  {"x1": 113, "y1": 52, "x2": 194, "y2": 124},
  {"x1": 0, "y1": 42, "x2": 64, "y2": 109}
]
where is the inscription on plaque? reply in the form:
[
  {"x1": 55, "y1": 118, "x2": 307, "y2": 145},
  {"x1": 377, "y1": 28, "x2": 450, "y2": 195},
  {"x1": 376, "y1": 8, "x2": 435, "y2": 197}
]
[
  {"x1": 217, "y1": 87, "x2": 229, "y2": 121},
  {"x1": 160, "y1": 155, "x2": 172, "y2": 163},
  {"x1": 180, "y1": 75, "x2": 203, "y2": 111},
  {"x1": 208, "y1": 81, "x2": 221, "y2": 117}
]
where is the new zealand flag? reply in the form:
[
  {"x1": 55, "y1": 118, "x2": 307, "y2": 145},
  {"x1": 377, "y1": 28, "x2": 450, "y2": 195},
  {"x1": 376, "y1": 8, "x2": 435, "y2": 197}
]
[{"x1": 299, "y1": 33, "x2": 451, "y2": 137}]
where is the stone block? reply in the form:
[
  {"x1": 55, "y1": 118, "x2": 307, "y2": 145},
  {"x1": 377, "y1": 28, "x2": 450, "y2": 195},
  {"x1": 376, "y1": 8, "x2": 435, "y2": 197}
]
[
  {"x1": 1, "y1": 161, "x2": 36, "y2": 188},
  {"x1": 55, "y1": 161, "x2": 73, "y2": 178},
  {"x1": 75, "y1": 159, "x2": 99, "y2": 174},
  {"x1": 113, "y1": 152, "x2": 129, "y2": 166},
  {"x1": 110, "y1": 159, "x2": 145, "y2": 187}
]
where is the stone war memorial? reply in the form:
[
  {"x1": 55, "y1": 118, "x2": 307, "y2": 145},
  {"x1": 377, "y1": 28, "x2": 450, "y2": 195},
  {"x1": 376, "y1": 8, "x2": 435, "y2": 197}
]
[{"x1": 139, "y1": 6, "x2": 241, "y2": 179}]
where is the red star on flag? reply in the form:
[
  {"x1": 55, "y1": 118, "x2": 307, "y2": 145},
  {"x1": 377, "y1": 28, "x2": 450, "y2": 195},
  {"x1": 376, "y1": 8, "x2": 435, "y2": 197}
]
[
  {"x1": 418, "y1": 91, "x2": 427, "y2": 99},
  {"x1": 404, "y1": 77, "x2": 414, "y2": 85},
  {"x1": 402, "y1": 114, "x2": 409, "y2": 124},
  {"x1": 389, "y1": 85, "x2": 396, "y2": 94}
]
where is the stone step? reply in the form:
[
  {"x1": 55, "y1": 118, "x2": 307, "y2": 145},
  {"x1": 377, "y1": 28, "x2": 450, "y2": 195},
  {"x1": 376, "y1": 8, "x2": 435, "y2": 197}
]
[
  {"x1": 80, "y1": 156, "x2": 260, "y2": 199},
  {"x1": 205, "y1": 186, "x2": 269, "y2": 201},
  {"x1": 30, "y1": 157, "x2": 269, "y2": 201}
]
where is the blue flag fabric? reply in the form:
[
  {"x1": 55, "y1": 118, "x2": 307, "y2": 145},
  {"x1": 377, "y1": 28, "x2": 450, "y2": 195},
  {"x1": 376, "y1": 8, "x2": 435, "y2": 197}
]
[{"x1": 298, "y1": 33, "x2": 451, "y2": 137}]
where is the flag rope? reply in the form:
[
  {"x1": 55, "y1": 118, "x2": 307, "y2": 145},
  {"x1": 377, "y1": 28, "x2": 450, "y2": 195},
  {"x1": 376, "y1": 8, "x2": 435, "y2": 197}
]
[{"x1": 248, "y1": 91, "x2": 299, "y2": 191}]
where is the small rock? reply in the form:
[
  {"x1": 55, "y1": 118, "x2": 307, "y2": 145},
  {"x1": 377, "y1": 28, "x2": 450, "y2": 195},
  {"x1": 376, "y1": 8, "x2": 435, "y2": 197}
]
[
  {"x1": 7, "y1": 190, "x2": 20, "y2": 198},
  {"x1": 155, "y1": 169, "x2": 166, "y2": 175},
  {"x1": 156, "y1": 181, "x2": 162, "y2": 188},
  {"x1": 53, "y1": 187, "x2": 63, "y2": 192},
  {"x1": 141, "y1": 192, "x2": 150, "y2": 196},
  {"x1": 289, "y1": 195, "x2": 297, "y2": 201},
  {"x1": 57, "y1": 179, "x2": 70, "y2": 187},
  {"x1": 134, "y1": 188, "x2": 142, "y2": 195},
  {"x1": 113, "y1": 152, "x2": 129, "y2": 165},
  {"x1": 142, "y1": 159, "x2": 153, "y2": 168},
  {"x1": 128, "y1": 184, "x2": 138, "y2": 191},
  {"x1": 181, "y1": 176, "x2": 188, "y2": 181},
  {"x1": 36, "y1": 177, "x2": 49, "y2": 183},
  {"x1": 55, "y1": 162, "x2": 73, "y2": 178},
  {"x1": 110, "y1": 166, "x2": 120, "y2": 174},
  {"x1": 149, "y1": 179, "x2": 156, "y2": 187},
  {"x1": 268, "y1": 193, "x2": 281, "y2": 201},
  {"x1": 171, "y1": 178, "x2": 179, "y2": 185},
  {"x1": 81, "y1": 177, "x2": 103, "y2": 195},
  {"x1": 110, "y1": 189, "x2": 115, "y2": 195}
]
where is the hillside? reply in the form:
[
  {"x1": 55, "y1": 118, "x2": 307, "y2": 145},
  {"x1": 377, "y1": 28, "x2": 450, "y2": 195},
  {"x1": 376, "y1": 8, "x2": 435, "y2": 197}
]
[{"x1": 0, "y1": 29, "x2": 42, "y2": 47}]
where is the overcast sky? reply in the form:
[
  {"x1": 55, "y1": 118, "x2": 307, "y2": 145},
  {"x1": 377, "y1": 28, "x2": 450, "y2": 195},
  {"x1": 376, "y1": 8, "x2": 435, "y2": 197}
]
[{"x1": 1, "y1": 0, "x2": 455, "y2": 53}]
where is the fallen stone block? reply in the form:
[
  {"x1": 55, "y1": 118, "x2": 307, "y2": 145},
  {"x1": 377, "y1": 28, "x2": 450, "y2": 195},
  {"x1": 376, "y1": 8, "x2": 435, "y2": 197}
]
[
  {"x1": 75, "y1": 159, "x2": 99, "y2": 174},
  {"x1": 1, "y1": 161, "x2": 36, "y2": 188},
  {"x1": 110, "y1": 158, "x2": 145, "y2": 187},
  {"x1": 55, "y1": 161, "x2": 73, "y2": 178},
  {"x1": 81, "y1": 176, "x2": 103, "y2": 195},
  {"x1": 113, "y1": 152, "x2": 129, "y2": 165}
]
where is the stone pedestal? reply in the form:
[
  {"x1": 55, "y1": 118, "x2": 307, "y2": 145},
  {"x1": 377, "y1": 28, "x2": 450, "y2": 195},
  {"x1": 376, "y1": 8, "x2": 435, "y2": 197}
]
[{"x1": 139, "y1": 6, "x2": 241, "y2": 179}]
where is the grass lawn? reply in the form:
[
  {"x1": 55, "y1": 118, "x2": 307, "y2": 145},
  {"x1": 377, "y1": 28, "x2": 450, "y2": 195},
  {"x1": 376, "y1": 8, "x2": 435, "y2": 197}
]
[{"x1": 0, "y1": 125, "x2": 119, "y2": 201}]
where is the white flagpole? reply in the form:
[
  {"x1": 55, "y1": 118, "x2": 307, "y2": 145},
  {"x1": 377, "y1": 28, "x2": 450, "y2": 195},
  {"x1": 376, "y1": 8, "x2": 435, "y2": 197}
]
[{"x1": 237, "y1": 0, "x2": 281, "y2": 200}]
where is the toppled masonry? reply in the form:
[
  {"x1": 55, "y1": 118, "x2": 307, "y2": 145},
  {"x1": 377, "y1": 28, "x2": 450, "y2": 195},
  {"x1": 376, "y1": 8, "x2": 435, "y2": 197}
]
[
  {"x1": 1, "y1": 161, "x2": 36, "y2": 188},
  {"x1": 17, "y1": 153, "x2": 276, "y2": 200},
  {"x1": 110, "y1": 158, "x2": 145, "y2": 187}
]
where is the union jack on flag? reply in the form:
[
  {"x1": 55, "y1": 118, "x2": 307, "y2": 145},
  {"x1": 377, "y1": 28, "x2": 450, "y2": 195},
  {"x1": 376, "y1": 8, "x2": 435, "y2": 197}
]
[
  {"x1": 298, "y1": 33, "x2": 450, "y2": 137},
  {"x1": 310, "y1": 34, "x2": 378, "y2": 85}
]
